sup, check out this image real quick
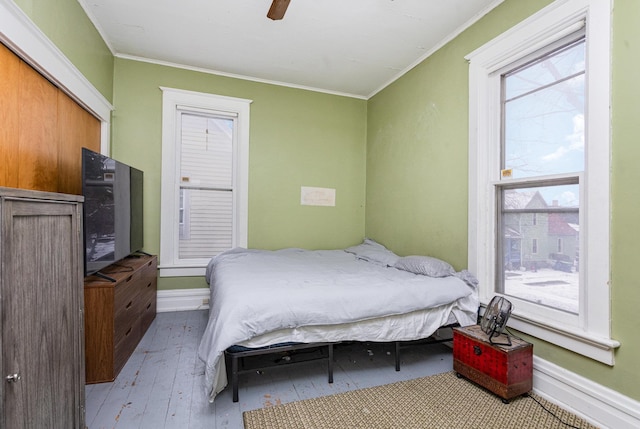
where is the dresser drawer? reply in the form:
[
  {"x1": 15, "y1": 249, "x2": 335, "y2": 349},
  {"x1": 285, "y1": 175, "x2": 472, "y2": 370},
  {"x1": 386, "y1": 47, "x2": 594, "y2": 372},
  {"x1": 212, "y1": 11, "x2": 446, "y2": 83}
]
[
  {"x1": 138, "y1": 261, "x2": 157, "y2": 301},
  {"x1": 140, "y1": 295, "x2": 157, "y2": 335},
  {"x1": 114, "y1": 322, "x2": 142, "y2": 375},
  {"x1": 138, "y1": 257, "x2": 157, "y2": 334},
  {"x1": 114, "y1": 283, "x2": 141, "y2": 340},
  {"x1": 114, "y1": 272, "x2": 142, "y2": 316}
]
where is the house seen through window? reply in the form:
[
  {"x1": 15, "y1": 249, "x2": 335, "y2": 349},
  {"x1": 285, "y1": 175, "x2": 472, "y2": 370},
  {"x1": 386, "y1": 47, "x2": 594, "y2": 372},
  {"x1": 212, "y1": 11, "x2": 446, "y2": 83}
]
[{"x1": 497, "y1": 35, "x2": 584, "y2": 315}]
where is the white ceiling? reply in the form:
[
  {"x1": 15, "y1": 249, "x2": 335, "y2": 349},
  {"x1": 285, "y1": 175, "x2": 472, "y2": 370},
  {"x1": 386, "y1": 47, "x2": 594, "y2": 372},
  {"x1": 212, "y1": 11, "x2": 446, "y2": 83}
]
[{"x1": 79, "y1": 0, "x2": 503, "y2": 99}]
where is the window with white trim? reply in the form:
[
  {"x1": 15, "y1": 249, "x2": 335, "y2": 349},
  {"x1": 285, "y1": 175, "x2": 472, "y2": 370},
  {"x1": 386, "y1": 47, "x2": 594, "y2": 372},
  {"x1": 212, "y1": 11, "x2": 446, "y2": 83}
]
[
  {"x1": 466, "y1": 0, "x2": 618, "y2": 364},
  {"x1": 160, "y1": 88, "x2": 250, "y2": 277},
  {"x1": 497, "y1": 31, "x2": 584, "y2": 314}
]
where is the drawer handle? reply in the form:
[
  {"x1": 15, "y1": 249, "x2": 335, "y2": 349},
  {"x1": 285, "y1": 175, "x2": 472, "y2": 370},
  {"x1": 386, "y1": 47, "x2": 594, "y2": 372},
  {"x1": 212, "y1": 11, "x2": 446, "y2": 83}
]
[
  {"x1": 146, "y1": 303, "x2": 151, "y2": 310},
  {"x1": 126, "y1": 301, "x2": 133, "y2": 309},
  {"x1": 147, "y1": 282, "x2": 152, "y2": 288},
  {"x1": 473, "y1": 345, "x2": 482, "y2": 356},
  {"x1": 125, "y1": 327, "x2": 132, "y2": 336},
  {"x1": 125, "y1": 275, "x2": 133, "y2": 283}
]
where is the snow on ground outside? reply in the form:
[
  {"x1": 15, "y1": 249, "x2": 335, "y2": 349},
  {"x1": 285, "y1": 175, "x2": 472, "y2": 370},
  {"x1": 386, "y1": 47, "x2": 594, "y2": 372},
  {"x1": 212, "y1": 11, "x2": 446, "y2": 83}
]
[{"x1": 505, "y1": 267, "x2": 579, "y2": 314}]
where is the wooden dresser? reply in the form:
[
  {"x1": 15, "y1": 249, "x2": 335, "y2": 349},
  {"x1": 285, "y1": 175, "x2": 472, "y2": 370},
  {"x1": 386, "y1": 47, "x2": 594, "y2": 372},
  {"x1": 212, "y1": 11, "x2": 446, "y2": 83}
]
[
  {"x1": 453, "y1": 324, "x2": 532, "y2": 402},
  {"x1": 84, "y1": 254, "x2": 157, "y2": 384}
]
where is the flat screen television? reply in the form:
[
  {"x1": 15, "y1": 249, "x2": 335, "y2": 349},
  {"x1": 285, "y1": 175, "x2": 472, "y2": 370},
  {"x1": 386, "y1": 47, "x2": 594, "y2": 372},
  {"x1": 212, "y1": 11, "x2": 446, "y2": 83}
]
[{"x1": 82, "y1": 148, "x2": 144, "y2": 278}]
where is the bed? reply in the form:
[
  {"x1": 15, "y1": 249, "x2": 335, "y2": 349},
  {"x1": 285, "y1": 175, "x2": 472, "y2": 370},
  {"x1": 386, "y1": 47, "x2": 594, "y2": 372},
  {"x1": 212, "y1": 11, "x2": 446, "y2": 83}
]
[{"x1": 198, "y1": 239, "x2": 479, "y2": 402}]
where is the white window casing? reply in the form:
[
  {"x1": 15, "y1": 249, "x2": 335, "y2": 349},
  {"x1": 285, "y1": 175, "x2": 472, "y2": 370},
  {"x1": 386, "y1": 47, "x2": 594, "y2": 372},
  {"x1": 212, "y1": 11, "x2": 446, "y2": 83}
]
[
  {"x1": 466, "y1": 0, "x2": 618, "y2": 364},
  {"x1": 159, "y1": 87, "x2": 251, "y2": 277}
]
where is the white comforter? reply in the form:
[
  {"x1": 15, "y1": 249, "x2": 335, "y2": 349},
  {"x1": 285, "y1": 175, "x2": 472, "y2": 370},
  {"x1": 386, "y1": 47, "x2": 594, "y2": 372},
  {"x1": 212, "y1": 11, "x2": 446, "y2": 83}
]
[{"x1": 198, "y1": 248, "x2": 477, "y2": 402}]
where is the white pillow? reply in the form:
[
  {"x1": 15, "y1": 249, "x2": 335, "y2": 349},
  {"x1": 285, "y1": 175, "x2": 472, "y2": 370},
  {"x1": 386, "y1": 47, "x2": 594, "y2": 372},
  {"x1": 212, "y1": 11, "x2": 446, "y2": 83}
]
[
  {"x1": 394, "y1": 255, "x2": 455, "y2": 278},
  {"x1": 344, "y1": 238, "x2": 400, "y2": 267}
]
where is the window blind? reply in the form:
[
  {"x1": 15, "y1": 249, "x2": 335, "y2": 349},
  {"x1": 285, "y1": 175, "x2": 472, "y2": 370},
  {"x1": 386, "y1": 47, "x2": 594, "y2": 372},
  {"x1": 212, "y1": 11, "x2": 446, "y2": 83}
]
[{"x1": 178, "y1": 112, "x2": 234, "y2": 258}]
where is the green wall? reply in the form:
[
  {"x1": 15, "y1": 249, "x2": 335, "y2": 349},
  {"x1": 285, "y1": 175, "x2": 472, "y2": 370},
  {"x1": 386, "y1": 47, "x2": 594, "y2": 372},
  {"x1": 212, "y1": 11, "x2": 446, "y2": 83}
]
[
  {"x1": 365, "y1": 0, "x2": 554, "y2": 268},
  {"x1": 14, "y1": 0, "x2": 640, "y2": 404},
  {"x1": 366, "y1": 0, "x2": 640, "y2": 402},
  {"x1": 111, "y1": 59, "x2": 367, "y2": 290},
  {"x1": 14, "y1": 0, "x2": 114, "y2": 102},
  {"x1": 608, "y1": 0, "x2": 640, "y2": 403}
]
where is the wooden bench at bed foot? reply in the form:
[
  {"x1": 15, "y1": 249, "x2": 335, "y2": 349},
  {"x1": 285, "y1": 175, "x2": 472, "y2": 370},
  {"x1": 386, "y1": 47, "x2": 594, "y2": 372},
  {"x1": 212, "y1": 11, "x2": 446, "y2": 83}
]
[{"x1": 225, "y1": 342, "x2": 336, "y2": 402}]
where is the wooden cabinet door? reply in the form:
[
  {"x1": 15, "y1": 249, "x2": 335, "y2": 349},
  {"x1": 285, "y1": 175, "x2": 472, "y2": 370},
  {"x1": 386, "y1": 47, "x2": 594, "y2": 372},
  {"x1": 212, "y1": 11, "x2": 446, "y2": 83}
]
[
  {"x1": 1, "y1": 194, "x2": 85, "y2": 428},
  {"x1": 0, "y1": 42, "x2": 101, "y2": 195}
]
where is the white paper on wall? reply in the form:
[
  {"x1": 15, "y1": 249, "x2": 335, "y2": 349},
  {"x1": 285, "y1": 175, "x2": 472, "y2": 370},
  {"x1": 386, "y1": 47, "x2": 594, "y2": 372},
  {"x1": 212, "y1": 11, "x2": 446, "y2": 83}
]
[{"x1": 300, "y1": 186, "x2": 336, "y2": 207}]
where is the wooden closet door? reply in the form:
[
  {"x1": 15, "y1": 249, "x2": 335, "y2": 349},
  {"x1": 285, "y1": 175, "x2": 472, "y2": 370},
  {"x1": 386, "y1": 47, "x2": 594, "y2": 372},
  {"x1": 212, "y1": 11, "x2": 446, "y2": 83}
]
[
  {"x1": 17, "y1": 58, "x2": 59, "y2": 192},
  {"x1": 57, "y1": 93, "x2": 101, "y2": 195},
  {"x1": 1, "y1": 194, "x2": 85, "y2": 428},
  {"x1": 0, "y1": 42, "x2": 101, "y2": 195},
  {"x1": 0, "y1": 42, "x2": 21, "y2": 188}
]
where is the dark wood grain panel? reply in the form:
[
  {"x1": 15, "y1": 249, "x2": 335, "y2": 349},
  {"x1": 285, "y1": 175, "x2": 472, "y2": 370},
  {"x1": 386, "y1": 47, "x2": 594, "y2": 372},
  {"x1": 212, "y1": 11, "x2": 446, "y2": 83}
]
[{"x1": 1, "y1": 188, "x2": 85, "y2": 428}]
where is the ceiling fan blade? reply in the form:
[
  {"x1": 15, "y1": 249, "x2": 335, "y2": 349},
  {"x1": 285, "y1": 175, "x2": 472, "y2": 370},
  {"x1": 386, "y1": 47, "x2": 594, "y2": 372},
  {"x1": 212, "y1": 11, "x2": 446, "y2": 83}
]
[{"x1": 267, "y1": 0, "x2": 290, "y2": 20}]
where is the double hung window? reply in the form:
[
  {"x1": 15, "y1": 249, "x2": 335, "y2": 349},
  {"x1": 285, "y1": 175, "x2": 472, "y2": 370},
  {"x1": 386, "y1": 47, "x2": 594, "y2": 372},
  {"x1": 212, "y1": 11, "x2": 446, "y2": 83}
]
[
  {"x1": 497, "y1": 34, "x2": 584, "y2": 315},
  {"x1": 177, "y1": 112, "x2": 234, "y2": 259},
  {"x1": 467, "y1": 0, "x2": 617, "y2": 364},
  {"x1": 160, "y1": 88, "x2": 250, "y2": 277}
]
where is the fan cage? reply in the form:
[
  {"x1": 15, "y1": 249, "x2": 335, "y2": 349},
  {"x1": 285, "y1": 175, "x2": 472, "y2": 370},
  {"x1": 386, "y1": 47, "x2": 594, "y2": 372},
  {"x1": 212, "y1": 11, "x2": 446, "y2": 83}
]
[{"x1": 481, "y1": 296, "x2": 513, "y2": 346}]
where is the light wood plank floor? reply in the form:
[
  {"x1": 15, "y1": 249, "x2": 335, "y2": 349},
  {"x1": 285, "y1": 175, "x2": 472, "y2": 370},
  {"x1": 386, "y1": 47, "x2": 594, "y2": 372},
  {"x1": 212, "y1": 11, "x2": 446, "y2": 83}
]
[{"x1": 85, "y1": 310, "x2": 455, "y2": 429}]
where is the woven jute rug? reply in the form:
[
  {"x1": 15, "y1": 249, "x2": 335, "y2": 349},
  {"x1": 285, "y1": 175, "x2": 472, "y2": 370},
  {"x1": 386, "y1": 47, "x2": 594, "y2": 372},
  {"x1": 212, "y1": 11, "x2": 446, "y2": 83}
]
[{"x1": 243, "y1": 371, "x2": 599, "y2": 429}]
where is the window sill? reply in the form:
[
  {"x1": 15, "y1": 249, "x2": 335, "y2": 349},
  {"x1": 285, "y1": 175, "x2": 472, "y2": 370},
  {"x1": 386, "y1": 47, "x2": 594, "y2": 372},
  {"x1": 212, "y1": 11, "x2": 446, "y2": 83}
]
[
  {"x1": 508, "y1": 314, "x2": 620, "y2": 365},
  {"x1": 158, "y1": 264, "x2": 207, "y2": 278}
]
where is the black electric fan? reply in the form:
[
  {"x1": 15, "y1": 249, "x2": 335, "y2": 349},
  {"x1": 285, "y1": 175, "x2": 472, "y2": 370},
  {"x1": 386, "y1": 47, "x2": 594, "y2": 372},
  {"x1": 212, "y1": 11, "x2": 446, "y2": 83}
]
[{"x1": 480, "y1": 296, "x2": 513, "y2": 345}]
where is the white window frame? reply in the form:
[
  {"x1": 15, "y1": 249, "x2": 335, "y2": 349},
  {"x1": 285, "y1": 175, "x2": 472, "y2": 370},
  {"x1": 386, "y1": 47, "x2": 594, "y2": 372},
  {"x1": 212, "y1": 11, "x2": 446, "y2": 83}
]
[
  {"x1": 466, "y1": 0, "x2": 618, "y2": 364},
  {"x1": 159, "y1": 87, "x2": 251, "y2": 277}
]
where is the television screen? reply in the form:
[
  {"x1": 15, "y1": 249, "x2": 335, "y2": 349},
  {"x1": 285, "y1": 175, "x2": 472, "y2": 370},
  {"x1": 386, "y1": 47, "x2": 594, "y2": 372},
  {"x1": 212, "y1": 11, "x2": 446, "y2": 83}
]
[{"x1": 82, "y1": 148, "x2": 144, "y2": 277}]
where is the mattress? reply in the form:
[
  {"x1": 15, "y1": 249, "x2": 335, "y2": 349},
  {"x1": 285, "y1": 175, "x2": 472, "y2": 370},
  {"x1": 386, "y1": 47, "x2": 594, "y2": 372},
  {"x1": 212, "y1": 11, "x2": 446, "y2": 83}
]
[{"x1": 198, "y1": 246, "x2": 479, "y2": 402}]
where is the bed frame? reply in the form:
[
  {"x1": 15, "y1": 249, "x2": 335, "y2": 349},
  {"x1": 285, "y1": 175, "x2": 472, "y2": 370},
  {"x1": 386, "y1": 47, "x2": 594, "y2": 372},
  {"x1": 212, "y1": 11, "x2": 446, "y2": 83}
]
[
  {"x1": 224, "y1": 324, "x2": 458, "y2": 402},
  {"x1": 225, "y1": 342, "x2": 335, "y2": 402},
  {"x1": 393, "y1": 323, "x2": 458, "y2": 371}
]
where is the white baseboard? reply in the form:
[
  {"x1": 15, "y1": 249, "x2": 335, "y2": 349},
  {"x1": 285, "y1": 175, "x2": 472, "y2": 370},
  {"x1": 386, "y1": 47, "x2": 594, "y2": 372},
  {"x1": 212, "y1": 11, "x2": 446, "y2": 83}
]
[
  {"x1": 533, "y1": 356, "x2": 640, "y2": 429},
  {"x1": 157, "y1": 288, "x2": 210, "y2": 313}
]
